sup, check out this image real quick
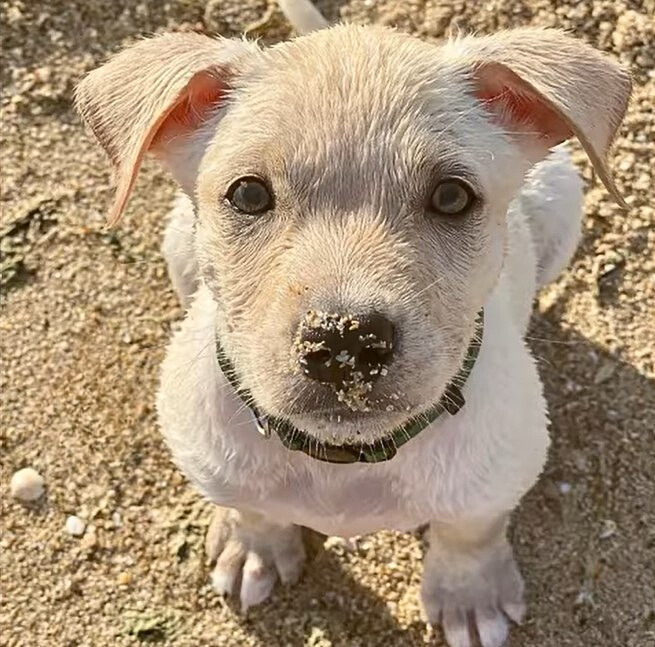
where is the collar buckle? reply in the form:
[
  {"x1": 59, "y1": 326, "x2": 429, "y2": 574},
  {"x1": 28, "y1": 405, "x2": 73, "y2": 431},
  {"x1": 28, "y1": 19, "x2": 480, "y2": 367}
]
[{"x1": 254, "y1": 412, "x2": 271, "y2": 439}]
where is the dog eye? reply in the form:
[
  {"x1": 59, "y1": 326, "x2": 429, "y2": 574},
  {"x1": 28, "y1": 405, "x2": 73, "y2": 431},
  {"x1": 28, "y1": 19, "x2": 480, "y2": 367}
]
[
  {"x1": 430, "y1": 179, "x2": 475, "y2": 216},
  {"x1": 226, "y1": 176, "x2": 274, "y2": 215}
]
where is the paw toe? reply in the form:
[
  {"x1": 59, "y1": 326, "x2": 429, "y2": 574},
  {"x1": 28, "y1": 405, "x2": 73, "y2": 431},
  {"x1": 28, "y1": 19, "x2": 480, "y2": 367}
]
[
  {"x1": 211, "y1": 564, "x2": 239, "y2": 596},
  {"x1": 475, "y1": 607, "x2": 509, "y2": 647},
  {"x1": 205, "y1": 511, "x2": 305, "y2": 608},
  {"x1": 240, "y1": 552, "x2": 277, "y2": 611},
  {"x1": 502, "y1": 600, "x2": 526, "y2": 624},
  {"x1": 442, "y1": 607, "x2": 472, "y2": 647},
  {"x1": 211, "y1": 539, "x2": 245, "y2": 595}
]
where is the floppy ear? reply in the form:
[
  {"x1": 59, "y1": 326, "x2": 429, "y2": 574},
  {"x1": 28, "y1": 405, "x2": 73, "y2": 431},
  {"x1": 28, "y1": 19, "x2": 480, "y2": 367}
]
[
  {"x1": 445, "y1": 28, "x2": 632, "y2": 207},
  {"x1": 75, "y1": 32, "x2": 258, "y2": 226}
]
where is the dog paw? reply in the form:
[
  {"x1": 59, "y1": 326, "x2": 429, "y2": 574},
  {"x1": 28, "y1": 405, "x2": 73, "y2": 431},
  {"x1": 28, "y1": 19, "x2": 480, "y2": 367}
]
[
  {"x1": 421, "y1": 544, "x2": 525, "y2": 647},
  {"x1": 205, "y1": 507, "x2": 306, "y2": 611}
]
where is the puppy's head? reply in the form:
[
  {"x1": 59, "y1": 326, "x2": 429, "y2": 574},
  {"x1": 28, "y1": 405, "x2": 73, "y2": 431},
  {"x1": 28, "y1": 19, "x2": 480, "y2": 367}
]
[{"x1": 77, "y1": 26, "x2": 630, "y2": 444}]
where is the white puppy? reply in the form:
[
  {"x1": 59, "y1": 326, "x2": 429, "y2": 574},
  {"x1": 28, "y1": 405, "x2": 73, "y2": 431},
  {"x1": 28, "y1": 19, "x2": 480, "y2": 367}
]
[{"x1": 76, "y1": 5, "x2": 630, "y2": 645}]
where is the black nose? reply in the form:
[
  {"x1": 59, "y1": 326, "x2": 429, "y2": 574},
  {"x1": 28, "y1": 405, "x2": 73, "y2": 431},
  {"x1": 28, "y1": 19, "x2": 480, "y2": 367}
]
[{"x1": 297, "y1": 311, "x2": 395, "y2": 385}]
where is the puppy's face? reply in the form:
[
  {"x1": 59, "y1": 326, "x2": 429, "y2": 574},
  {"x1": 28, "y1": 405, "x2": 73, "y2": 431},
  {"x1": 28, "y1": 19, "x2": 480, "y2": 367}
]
[
  {"x1": 193, "y1": 31, "x2": 523, "y2": 442},
  {"x1": 76, "y1": 26, "x2": 630, "y2": 444}
]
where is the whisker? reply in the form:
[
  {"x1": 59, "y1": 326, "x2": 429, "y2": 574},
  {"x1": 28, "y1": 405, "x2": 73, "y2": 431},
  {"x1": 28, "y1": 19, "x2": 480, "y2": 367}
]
[
  {"x1": 525, "y1": 334, "x2": 589, "y2": 346},
  {"x1": 400, "y1": 276, "x2": 445, "y2": 307}
]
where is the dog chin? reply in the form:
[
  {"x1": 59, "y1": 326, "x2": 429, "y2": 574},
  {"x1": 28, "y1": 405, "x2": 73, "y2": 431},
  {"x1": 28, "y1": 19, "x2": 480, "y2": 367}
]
[{"x1": 287, "y1": 408, "x2": 415, "y2": 445}]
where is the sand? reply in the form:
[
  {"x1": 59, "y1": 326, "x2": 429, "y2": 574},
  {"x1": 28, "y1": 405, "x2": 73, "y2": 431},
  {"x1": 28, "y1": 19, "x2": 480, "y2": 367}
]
[{"x1": 1, "y1": 1, "x2": 653, "y2": 645}]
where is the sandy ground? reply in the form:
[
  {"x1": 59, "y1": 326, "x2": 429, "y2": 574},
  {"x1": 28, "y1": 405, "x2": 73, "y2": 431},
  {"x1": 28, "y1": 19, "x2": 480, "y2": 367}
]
[{"x1": 1, "y1": 1, "x2": 653, "y2": 645}]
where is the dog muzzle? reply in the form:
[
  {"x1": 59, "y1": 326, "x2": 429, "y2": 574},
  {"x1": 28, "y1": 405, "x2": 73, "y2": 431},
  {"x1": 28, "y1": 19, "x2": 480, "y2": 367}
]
[{"x1": 215, "y1": 310, "x2": 484, "y2": 464}]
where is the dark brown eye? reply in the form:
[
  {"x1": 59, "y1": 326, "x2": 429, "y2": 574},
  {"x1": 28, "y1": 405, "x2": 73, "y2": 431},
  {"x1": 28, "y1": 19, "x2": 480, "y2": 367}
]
[
  {"x1": 430, "y1": 179, "x2": 475, "y2": 215},
  {"x1": 226, "y1": 176, "x2": 273, "y2": 215}
]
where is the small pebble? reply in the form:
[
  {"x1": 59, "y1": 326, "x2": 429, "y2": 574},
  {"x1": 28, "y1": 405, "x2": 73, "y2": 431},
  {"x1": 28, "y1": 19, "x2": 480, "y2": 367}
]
[
  {"x1": 10, "y1": 468, "x2": 45, "y2": 502},
  {"x1": 33, "y1": 65, "x2": 52, "y2": 83},
  {"x1": 80, "y1": 530, "x2": 97, "y2": 550},
  {"x1": 65, "y1": 515, "x2": 86, "y2": 537},
  {"x1": 599, "y1": 519, "x2": 617, "y2": 540},
  {"x1": 117, "y1": 572, "x2": 131, "y2": 585},
  {"x1": 558, "y1": 482, "x2": 572, "y2": 494},
  {"x1": 324, "y1": 536, "x2": 358, "y2": 552}
]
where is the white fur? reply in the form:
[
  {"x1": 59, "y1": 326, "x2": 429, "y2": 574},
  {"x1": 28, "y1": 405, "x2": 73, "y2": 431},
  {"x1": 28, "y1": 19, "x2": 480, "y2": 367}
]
[
  {"x1": 157, "y1": 146, "x2": 582, "y2": 538},
  {"x1": 161, "y1": 192, "x2": 198, "y2": 309}
]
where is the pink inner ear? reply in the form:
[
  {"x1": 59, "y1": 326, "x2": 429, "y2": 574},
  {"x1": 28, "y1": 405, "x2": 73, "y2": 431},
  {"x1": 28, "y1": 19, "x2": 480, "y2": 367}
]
[
  {"x1": 109, "y1": 70, "x2": 225, "y2": 226},
  {"x1": 150, "y1": 71, "x2": 226, "y2": 148},
  {"x1": 473, "y1": 63, "x2": 572, "y2": 146}
]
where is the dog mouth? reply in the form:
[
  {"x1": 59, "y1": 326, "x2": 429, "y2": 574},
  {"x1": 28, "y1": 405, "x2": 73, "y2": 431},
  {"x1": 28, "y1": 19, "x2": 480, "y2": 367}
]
[
  {"x1": 294, "y1": 406, "x2": 411, "y2": 423},
  {"x1": 283, "y1": 390, "x2": 414, "y2": 421},
  {"x1": 287, "y1": 405, "x2": 415, "y2": 439}
]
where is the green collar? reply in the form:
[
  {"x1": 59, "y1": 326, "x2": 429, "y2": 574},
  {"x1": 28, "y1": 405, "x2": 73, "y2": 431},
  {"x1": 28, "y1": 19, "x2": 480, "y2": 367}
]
[{"x1": 216, "y1": 310, "x2": 483, "y2": 464}]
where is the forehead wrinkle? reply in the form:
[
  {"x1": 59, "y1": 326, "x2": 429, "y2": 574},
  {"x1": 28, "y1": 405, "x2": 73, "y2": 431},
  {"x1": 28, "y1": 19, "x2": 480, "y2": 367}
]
[{"x1": 216, "y1": 27, "x2": 508, "y2": 208}]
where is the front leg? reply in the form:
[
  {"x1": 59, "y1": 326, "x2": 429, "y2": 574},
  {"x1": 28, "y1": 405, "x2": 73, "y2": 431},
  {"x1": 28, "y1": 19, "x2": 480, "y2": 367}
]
[
  {"x1": 205, "y1": 506, "x2": 308, "y2": 611},
  {"x1": 421, "y1": 514, "x2": 525, "y2": 647}
]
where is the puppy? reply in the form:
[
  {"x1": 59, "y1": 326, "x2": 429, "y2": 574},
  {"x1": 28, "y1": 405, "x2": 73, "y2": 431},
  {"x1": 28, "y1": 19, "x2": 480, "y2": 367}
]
[{"x1": 75, "y1": 3, "x2": 630, "y2": 645}]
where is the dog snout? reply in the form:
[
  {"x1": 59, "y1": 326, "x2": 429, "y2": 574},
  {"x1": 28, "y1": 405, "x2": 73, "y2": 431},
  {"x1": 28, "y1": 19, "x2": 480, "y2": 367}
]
[{"x1": 296, "y1": 311, "x2": 395, "y2": 386}]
